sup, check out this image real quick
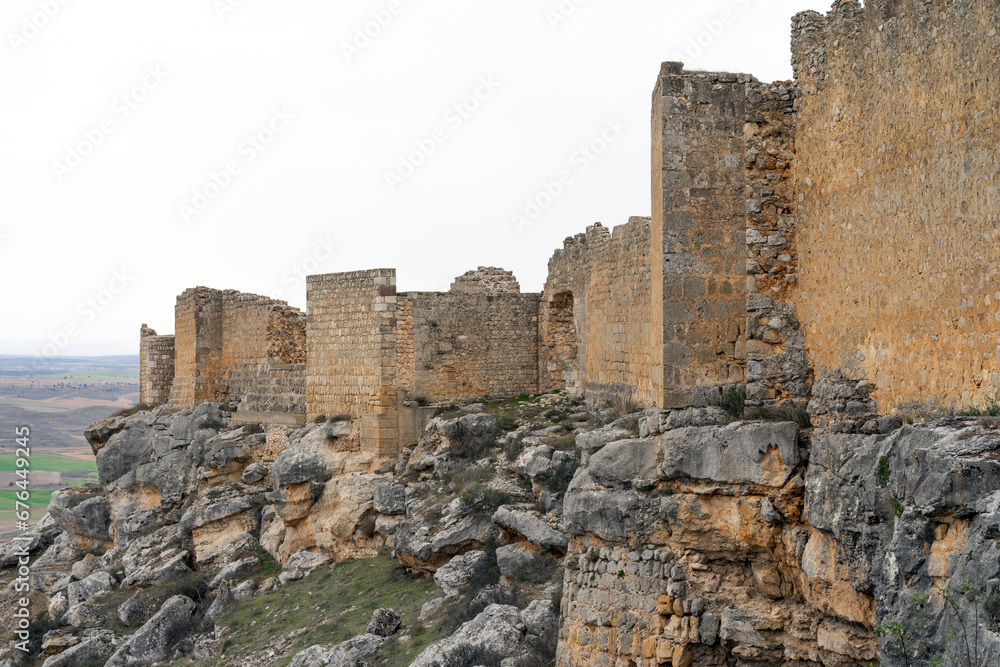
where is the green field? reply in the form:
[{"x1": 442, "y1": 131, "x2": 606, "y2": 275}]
[
  {"x1": 0, "y1": 453, "x2": 96, "y2": 472},
  {"x1": 0, "y1": 489, "x2": 53, "y2": 521}
]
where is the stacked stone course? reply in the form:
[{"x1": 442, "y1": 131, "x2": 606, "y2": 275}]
[{"x1": 138, "y1": 325, "x2": 174, "y2": 406}]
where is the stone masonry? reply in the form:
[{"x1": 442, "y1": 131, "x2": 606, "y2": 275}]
[{"x1": 138, "y1": 325, "x2": 174, "y2": 406}]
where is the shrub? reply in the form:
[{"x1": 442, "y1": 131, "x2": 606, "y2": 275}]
[
  {"x1": 439, "y1": 643, "x2": 506, "y2": 667},
  {"x1": 504, "y1": 437, "x2": 525, "y2": 463},
  {"x1": 722, "y1": 389, "x2": 746, "y2": 418},
  {"x1": 110, "y1": 403, "x2": 150, "y2": 418},
  {"x1": 497, "y1": 416, "x2": 518, "y2": 432},
  {"x1": 536, "y1": 459, "x2": 580, "y2": 496},
  {"x1": 875, "y1": 455, "x2": 891, "y2": 488},
  {"x1": 202, "y1": 419, "x2": 227, "y2": 430}
]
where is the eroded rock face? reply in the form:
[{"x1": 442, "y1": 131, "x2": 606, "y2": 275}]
[
  {"x1": 409, "y1": 603, "x2": 527, "y2": 667},
  {"x1": 105, "y1": 595, "x2": 197, "y2": 666},
  {"x1": 558, "y1": 418, "x2": 1000, "y2": 667}
]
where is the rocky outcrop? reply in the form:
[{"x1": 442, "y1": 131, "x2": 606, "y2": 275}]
[
  {"x1": 105, "y1": 595, "x2": 197, "y2": 666},
  {"x1": 558, "y1": 414, "x2": 1000, "y2": 667}
]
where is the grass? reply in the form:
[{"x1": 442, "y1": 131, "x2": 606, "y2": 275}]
[
  {"x1": 0, "y1": 453, "x2": 96, "y2": 472},
  {"x1": 199, "y1": 553, "x2": 443, "y2": 667},
  {"x1": 0, "y1": 489, "x2": 53, "y2": 516}
]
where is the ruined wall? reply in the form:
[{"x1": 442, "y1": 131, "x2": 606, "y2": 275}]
[
  {"x1": 744, "y1": 80, "x2": 811, "y2": 409},
  {"x1": 540, "y1": 220, "x2": 653, "y2": 406},
  {"x1": 792, "y1": 0, "x2": 1000, "y2": 413},
  {"x1": 306, "y1": 269, "x2": 398, "y2": 456},
  {"x1": 540, "y1": 231, "x2": 589, "y2": 396},
  {"x1": 449, "y1": 267, "x2": 521, "y2": 294},
  {"x1": 167, "y1": 287, "x2": 306, "y2": 413},
  {"x1": 401, "y1": 275, "x2": 539, "y2": 403},
  {"x1": 652, "y1": 63, "x2": 748, "y2": 409},
  {"x1": 396, "y1": 296, "x2": 415, "y2": 393},
  {"x1": 139, "y1": 325, "x2": 174, "y2": 406}
]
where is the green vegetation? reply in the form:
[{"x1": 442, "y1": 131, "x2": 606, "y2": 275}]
[
  {"x1": 0, "y1": 489, "x2": 53, "y2": 521},
  {"x1": 210, "y1": 553, "x2": 441, "y2": 667},
  {"x1": 875, "y1": 455, "x2": 891, "y2": 488},
  {"x1": 722, "y1": 388, "x2": 747, "y2": 418},
  {"x1": 0, "y1": 453, "x2": 96, "y2": 472},
  {"x1": 957, "y1": 401, "x2": 1000, "y2": 418}
]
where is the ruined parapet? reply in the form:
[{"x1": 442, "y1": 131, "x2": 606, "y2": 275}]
[
  {"x1": 306, "y1": 269, "x2": 399, "y2": 456},
  {"x1": 651, "y1": 63, "x2": 749, "y2": 409},
  {"x1": 398, "y1": 269, "x2": 540, "y2": 403},
  {"x1": 449, "y1": 267, "x2": 521, "y2": 294},
  {"x1": 539, "y1": 231, "x2": 589, "y2": 395},
  {"x1": 791, "y1": 0, "x2": 1000, "y2": 414},
  {"x1": 139, "y1": 324, "x2": 174, "y2": 406},
  {"x1": 167, "y1": 287, "x2": 306, "y2": 416},
  {"x1": 743, "y1": 80, "x2": 811, "y2": 410}
]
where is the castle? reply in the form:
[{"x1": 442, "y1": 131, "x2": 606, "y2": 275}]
[{"x1": 140, "y1": 0, "x2": 1000, "y2": 455}]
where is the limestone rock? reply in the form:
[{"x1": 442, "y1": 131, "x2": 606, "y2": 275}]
[
  {"x1": 209, "y1": 556, "x2": 259, "y2": 589},
  {"x1": 118, "y1": 591, "x2": 154, "y2": 627},
  {"x1": 64, "y1": 602, "x2": 104, "y2": 628},
  {"x1": 495, "y1": 543, "x2": 536, "y2": 579},
  {"x1": 520, "y1": 598, "x2": 558, "y2": 636},
  {"x1": 373, "y1": 483, "x2": 406, "y2": 515},
  {"x1": 105, "y1": 595, "x2": 197, "y2": 666},
  {"x1": 70, "y1": 553, "x2": 101, "y2": 581},
  {"x1": 66, "y1": 571, "x2": 113, "y2": 608},
  {"x1": 493, "y1": 506, "x2": 569, "y2": 552},
  {"x1": 409, "y1": 604, "x2": 526, "y2": 667},
  {"x1": 40, "y1": 629, "x2": 115, "y2": 667},
  {"x1": 434, "y1": 550, "x2": 492, "y2": 597},
  {"x1": 279, "y1": 551, "x2": 330, "y2": 584},
  {"x1": 366, "y1": 608, "x2": 401, "y2": 637},
  {"x1": 205, "y1": 580, "x2": 236, "y2": 623},
  {"x1": 241, "y1": 462, "x2": 269, "y2": 485},
  {"x1": 287, "y1": 633, "x2": 385, "y2": 667},
  {"x1": 575, "y1": 426, "x2": 633, "y2": 455}
]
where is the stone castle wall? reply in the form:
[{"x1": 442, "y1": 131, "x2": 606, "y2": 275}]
[
  {"x1": 791, "y1": 0, "x2": 1000, "y2": 414},
  {"x1": 743, "y1": 80, "x2": 811, "y2": 410},
  {"x1": 399, "y1": 284, "x2": 540, "y2": 403},
  {"x1": 540, "y1": 219, "x2": 654, "y2": 407},
  {"x1": 306, "y1": 269, "x2": 398, "y2": 456},
  {"x1": 139, "y1": 325, "x2": 174, "y2": 406},
  {"x1": 165, "y1": 287, "x2": 306, "y2": 413},
  {"x1": 652, "y1": 64, "x2": 748, "y2": 409}
]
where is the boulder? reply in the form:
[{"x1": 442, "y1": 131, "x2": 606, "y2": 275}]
[
  {"x1": 409, "y1": 604, "x2": 527, "y2": 667},
  {"x1": 118, "y1": 591, "x2": 154, "y2": 627},
  {"x1": 47, "y1": 592, "x2": 67, "y2": 619},
  {"x1": 66, "y1": 571, "x2": 114, "y2": 608},
  {"x1": 373, "y1": 484, "x2": 406, "y2": 515},
  {"x1": 279, "y1": 551, "x2": 330, "y2": 584},
  {"x1": 287, "y1": 633, "x2": 385, "y2": 667},
  {"x1": 70, "y1": 553, "x2": 101, "y2": 581},
  {"x1": 241, "y1": 461, "x2": 269, "y2": 485},
  {"x1": 232, "y1": 580, "x2": 256, "y2": 601},
  {"x1": 576, "y1": 426, "x2": 633, "y2": 455},
  {"x1": 434, "y1": 550, "x2": 493, "y2": 597},
  {"x1": 521, "y1": 598, "x2": 559, "y2": 636},
  {"x1": 514, "y1": 446, "x2": 554, "y2": 478},
  {"x1": 40, "y1": 629, "x2": 115, "y2": 667},
  {"x1": 105, "y1": 595, "x2": 197, "y2": 666},
  {"x1": 209, "y1": 556, "x2": 259, "y2": 589},
  {"x1": 64, "y1": 602, "x2": 104, "y2": 628},
  {"x1": 659, "y1": 422, "x2": 799, "y2": 487},
  {"x1": 366, "y1": 608, "x2": 401, "y2": 637},
  {"x1": 586, "y1": 437, "x2": 660, "y2": 488},
  {"x1": 495, "y1": 543, "x2": 536, "y2": 579},
  {"x1": 205, "y1": 580, "x2": 236, "y2": 623},
  {"x1": 48, "y1": 487, "x2": 113, "y2": 554},
  {"x1": 493, "y1": 506, "x2": 569, "y2": 553}
]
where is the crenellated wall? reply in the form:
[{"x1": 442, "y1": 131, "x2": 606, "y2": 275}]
[{"x1": 792, "y1": 0, "x2": 1000, "y2": 414}]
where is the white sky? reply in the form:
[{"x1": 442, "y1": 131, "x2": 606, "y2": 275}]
[{"x1": 0, "y1": 0, "x2": 834, "y2": 357}]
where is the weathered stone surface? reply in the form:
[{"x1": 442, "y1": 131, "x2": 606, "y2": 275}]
[
  {"x1": 434, "y1": 550, "x2": 492, "y2": 597},
  {"x1": 409, "y1": 604, "x2": 526, "y2": 667},
  {"x1": 373, "y1": 484, "x2": 406, "y2": 515},
  {"x1": 366, "y1": 608, "x2": 401, "y2": 637},
  {"x1": 659, "y1": 422, "x2": 799, "y2": 486},
  {"x1": 48, "y1": 487, "x2": 113, "y2": 554},
  {"x1": 495, "y1": 543, "x2": 535, "y2": 579},
  {"x1": 279, "y1": 551, "x2": 331, "y2": 584},
  {"x1": 209, "y1": 556, "x2": 259, "y2": 589},
  {"x1": 40, "y1": 629, "x2": 115, "y2": 667},
  {"x1": 118, "y1": 591, "x2": 154, "y2": 627},
  {"x1": 586, "y1": 437, "x2": 660, "y2": 488},
  {"x1": 105, "y1": 595, "x2": 197, "y2": 666},
  {"x1": 287, "y1": 633, "x2": 385, "y2": 667},
  {"x1": 67, "y1": 571, "x2": 114, "y2": 608},
  {"x1": 575, "y1": 426, "x2": 633, "y2": 455},
  {"x1": 205, "y1": 580, "x2": 236, "y2": 623},
  {"x1": 493, "y1": 506, "x2": 568, "y2": 552},
  {"x1": 520, "y1": 598, "x2": 558, "y2": 636}
]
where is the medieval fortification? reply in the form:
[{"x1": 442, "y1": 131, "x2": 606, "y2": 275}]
[{"x1": 141, "y1": 0, "x2": 1000, "y2": 452}]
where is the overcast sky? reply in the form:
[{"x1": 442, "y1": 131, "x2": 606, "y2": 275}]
[{"x1": 0, "y1": 0, "x2": 833, "y2": 357}]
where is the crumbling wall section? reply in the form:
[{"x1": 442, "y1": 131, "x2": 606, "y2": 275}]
[
  {"x1": 792, "y1": 0, "x2": 1000, "y2": 413},
  {"x1": 405, "y1": 280, "x2": 539, "y2": 403},
  {"x1": 139, "y1": 324, "x2": 174, "y2": 406},
  {"x1": 744, "y1": 80, "x2": 811, "y2": 410},
  {"x1": 306, "y1": 269, "x2": 398, "y2": 456},
  {"x1": 583, "y1": 219, "x2": 654, "y2": 407},
  {"x1": 540, "y1": 232, "x2": 589, "y2": 395},
  {"x1": 651, "y1": 63, "x2": 748, "y2": 409}
]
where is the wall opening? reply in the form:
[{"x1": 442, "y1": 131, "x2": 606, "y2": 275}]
[{"x1": 547, "y1": 291, "x2": 579, "y2": 393}]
